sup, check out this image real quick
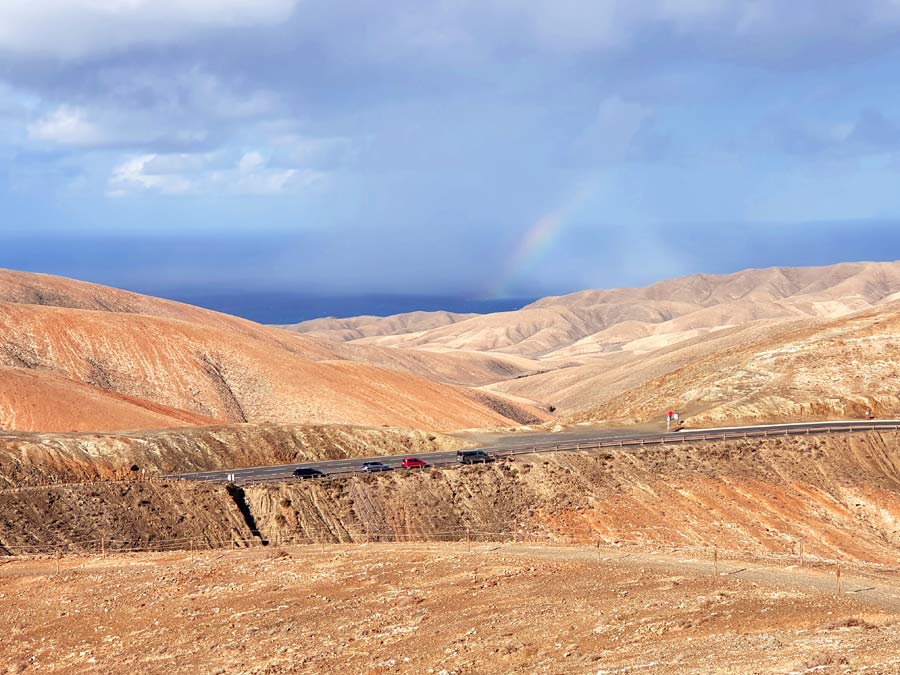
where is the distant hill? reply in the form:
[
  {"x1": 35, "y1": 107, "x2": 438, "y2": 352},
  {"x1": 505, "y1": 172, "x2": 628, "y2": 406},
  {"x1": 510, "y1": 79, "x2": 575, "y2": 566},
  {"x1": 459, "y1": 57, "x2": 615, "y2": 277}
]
[
  {"x1": 6, "y1": 261, "x2": 900, "y2": 434},
  {"x1": 287, "y1": 261, "x2": 900, "y2": 424},
  {"x1": 0, "y1": 269, "x2": 546, "y2": 433}
]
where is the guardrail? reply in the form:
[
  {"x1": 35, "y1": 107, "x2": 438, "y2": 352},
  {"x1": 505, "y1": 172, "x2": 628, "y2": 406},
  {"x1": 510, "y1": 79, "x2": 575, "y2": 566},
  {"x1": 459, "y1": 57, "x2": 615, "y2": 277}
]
[
  {"x1": 488, "y1": 422, "x2": 900, "y2": 459},
  {"x1": 6, "y1": 423, "x2": 899, "y2": 491},
  {"x1": 229, "y1": 422, "x2": 900, "y2": 485}
]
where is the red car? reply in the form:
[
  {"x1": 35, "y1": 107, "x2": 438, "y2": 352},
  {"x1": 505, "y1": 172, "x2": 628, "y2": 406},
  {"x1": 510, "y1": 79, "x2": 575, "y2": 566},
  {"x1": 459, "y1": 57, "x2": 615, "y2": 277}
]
[{"x1": 401, "y1": 457, "x2": 428, "y2": 469}]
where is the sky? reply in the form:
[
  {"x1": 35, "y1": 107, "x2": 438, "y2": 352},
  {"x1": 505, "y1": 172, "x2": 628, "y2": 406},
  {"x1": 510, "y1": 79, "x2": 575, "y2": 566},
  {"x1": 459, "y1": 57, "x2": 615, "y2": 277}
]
[{"x1": 4, "y1": 1, "x2": 900, "y2": 310}]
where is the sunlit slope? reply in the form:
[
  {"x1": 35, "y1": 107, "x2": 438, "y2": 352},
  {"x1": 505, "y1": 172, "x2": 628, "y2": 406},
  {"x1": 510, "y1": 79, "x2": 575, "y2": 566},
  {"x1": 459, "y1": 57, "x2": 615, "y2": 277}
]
[
  {"x1": 570, "y1": 302, "x2": 900, "y2": 426},
  {"x1": 290, "y1": 261, "x2": 900, "y2": 359},
  {"x1": 0, "y1": 271, "x2": 546, "y2": 432}
]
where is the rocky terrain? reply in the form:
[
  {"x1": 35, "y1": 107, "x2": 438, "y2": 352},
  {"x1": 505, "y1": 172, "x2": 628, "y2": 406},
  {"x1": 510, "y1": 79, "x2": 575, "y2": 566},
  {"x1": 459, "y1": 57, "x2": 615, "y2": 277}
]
[
  {"x1": 243, "y1": 430, "x2": 900, "y2": 565},
  {"x1": 4, "y1": 431, "x2": 900, "y2": 567},
  {"x1": 2, "y1": 431, "x2": 900, "y2": 672},
  {"x1": 3, "y1": 543, "x2": 899, "y2": 674},
  {"x1": 289, "y1": 262, "x2": 900, "y2": 358},
  {"x1": 5, "y1": 262, "x2": 900, "y2": 436},
  {"x1": 570, "y1": 302, "x2": 900, "y2": 426}
]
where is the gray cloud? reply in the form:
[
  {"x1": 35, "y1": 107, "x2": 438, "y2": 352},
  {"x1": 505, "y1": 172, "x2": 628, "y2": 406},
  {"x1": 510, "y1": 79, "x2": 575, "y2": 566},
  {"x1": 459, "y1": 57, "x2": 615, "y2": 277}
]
[
  {"x1": 761, "y1": 108, "x2": 900, "y2": 158},
  {"x1": 0, "y1": 0, "x2": 300, "y2": 59},
  {"x1": 4, "y1": 1, "x2": 900, "y2": 301}
]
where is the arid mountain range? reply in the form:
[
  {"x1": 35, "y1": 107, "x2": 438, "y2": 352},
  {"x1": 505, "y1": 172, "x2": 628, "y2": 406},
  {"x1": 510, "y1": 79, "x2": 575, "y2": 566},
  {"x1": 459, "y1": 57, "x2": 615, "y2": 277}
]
[
  {"x1": 290, "y1": 261, "x2": 900, "y2": 426},
  {"x1": 2, "y1": 261, "x2": 900, "y2": 435}
]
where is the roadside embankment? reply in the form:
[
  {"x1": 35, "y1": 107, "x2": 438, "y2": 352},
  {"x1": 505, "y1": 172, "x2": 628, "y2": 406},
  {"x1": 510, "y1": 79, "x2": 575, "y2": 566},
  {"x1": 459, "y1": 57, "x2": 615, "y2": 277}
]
[
  {"x1": 0, "y1": 481, "x2": 251, "y2": 554},
  {"x1": 0, "y1": 423, "x2": 471, "y2": 487},
  {"x1": 244, "y1": 431, "x2": 900, "y2": 565},
  {"x1": 2, "y1": 431, "x2": 899, "y2": 565}
]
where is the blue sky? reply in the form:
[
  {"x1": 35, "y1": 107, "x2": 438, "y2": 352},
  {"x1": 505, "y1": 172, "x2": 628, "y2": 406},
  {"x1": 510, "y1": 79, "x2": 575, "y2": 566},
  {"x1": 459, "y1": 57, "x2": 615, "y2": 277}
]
[{"x1": 3, "y1": 1, "x2": 900, "y2": 302}]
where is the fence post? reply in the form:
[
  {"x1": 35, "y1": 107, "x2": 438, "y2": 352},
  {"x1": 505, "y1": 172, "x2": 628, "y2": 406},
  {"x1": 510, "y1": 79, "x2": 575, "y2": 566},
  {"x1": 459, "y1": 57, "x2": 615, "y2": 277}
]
[
  {"x1": 798, "y1": 537, "x2": 803, "y2": 567},
  {"x1": 101, "y1": 537, "x2": 105, "y2": 559},
  {"x1": 836, "y1": 566, "x2": 842, "y2": 593},
  {"x1": 713, "y1": 545, "x2": 719, "y2": 575},
  {"x1": 55, "y1": 548, "x2": 61, "y2": 575},
  {"x1": 190, "y1": 539, "x2": 194, "y2": 562}
]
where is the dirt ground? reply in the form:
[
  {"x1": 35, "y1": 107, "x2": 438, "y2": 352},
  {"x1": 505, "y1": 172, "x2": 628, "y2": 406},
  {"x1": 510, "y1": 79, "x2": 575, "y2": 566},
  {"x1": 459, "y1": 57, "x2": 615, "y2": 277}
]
[{"x1": 3, "y1": 543, "x2": 900, "y2": 675}]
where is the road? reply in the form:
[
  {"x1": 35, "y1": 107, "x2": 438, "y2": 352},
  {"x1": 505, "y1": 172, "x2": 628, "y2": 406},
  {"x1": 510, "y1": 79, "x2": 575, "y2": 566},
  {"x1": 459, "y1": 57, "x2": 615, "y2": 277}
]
[{"x1": 166, "y1": 419, "x2": 900, "y2": 484}]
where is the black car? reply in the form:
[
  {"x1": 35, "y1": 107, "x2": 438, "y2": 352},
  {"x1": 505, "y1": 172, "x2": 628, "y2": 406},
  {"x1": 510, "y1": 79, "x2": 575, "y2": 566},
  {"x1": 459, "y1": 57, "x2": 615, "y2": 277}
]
[
  {"x1": 293, "y1": 467, "x2": 326, "y2": 479},
  {"x1": 360, "y1": 461, "x2": 392, "y2": 473},
  {"x1": 456, "y1": 449, "x2": 495, "y2": 465}
]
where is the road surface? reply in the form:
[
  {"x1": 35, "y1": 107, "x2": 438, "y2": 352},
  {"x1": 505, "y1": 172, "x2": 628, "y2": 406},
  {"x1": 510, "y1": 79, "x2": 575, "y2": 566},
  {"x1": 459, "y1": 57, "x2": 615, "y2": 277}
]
[{"x1": 165, "y1": 419, "x2": 900, "y2": 484}]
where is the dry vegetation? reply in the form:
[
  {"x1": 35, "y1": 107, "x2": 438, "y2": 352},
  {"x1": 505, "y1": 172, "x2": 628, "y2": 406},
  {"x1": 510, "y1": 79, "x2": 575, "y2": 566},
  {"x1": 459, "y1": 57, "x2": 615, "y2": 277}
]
[
  {"x1": 3, "y1": 431, "x2": 900, "y2": 672},
  {"x1": 0, "y1": 424, "x2": 472, "y2": 487},
  {"x1": 3, "y1": 544, "x2": 900, "y2": 674}
]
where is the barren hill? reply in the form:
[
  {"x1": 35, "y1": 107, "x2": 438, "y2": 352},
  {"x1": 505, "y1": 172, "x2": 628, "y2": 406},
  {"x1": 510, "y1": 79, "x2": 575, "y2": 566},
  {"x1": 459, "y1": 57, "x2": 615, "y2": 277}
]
[
  {"x1": 286, "y1": 310, "x2": 475, "y2": 341},
  {"x1": 570, "y1": 300, "x2": 900, "y2": 426},
  {"x1": 0, "y1": 270, "x2": 546, "y2": 433},
  {"x1": 290, "y1": 262, "x2": 900, "y2": 359},
  {"x1": 286, "y1": 261, "x2": 900, "y2": 423},
  {"x1": 0, "y1": 367, "x2": 219, "y2": 433}
]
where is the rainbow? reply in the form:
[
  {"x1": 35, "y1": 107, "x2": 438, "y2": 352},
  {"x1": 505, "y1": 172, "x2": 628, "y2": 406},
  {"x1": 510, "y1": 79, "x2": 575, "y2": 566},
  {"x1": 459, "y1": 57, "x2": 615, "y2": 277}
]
[
  {"x1": 485, "y1": 211, "x2": 567, "y2": 299},
  {"x1": 485, "y1": 183, "x2": 592, "y2": 299}
]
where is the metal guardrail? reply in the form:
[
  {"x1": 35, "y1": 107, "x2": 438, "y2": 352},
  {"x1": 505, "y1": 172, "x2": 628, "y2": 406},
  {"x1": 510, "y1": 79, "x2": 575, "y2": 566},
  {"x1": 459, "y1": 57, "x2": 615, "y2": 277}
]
[
  {"x1": 6, "y1": 423, "x2": 898, "y2": 491},
  {"x1": 230, "y1": 422, "x2": 900, "y2": 485}
]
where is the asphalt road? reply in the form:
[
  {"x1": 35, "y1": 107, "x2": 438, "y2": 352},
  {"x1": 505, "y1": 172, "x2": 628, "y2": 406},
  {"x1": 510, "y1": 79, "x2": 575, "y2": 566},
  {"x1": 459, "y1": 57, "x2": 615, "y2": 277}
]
[{"x1": 166, "y1": 419, "x2": 900, "y2": 484}]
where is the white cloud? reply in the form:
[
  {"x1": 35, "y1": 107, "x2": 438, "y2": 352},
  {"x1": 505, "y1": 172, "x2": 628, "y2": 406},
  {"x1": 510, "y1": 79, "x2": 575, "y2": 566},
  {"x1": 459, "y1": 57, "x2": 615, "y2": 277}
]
[
  {"x1": 110, "y1": 154, "x2": 196, "y2": 195},
  {"x1": 27, "y1": 106, "x2": 107, "y2": 146},
  {"x1": 26, "y1": 103, "x2": 211, "y2": 150},
  {"x1": 0, "y1": 0, "x2": 299, "y2": 59},
  {"x1": 109, "y1": 149, "x2": 325, "y2": 197},
  {"x1": 231, "y1": 151, "x2": 323, "y2": 195},
  {"x1": 238, "y1": 151, "x2": 266, "y2": 174}
]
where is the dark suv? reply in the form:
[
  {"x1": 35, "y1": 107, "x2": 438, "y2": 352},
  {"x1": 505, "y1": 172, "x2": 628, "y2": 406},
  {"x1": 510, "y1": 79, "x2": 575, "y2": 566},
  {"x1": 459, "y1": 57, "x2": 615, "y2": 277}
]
[
  {"x1": 293, "y1": 467, "x2": 326, "y2": 479},
  {"x1": 456, "y1": 449, "x2": 495, "y2": 465}
]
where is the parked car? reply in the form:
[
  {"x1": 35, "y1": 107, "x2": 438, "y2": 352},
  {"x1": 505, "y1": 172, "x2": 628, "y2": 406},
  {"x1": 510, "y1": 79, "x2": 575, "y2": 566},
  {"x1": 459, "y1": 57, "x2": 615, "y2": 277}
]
[
  {"x1": 401, "y1": 457, "x2": 428, "y2": 469},
  {"x1": 292, "y1": 467, "x2": 326, "y2": 479},
  {"x1": 360, "y1": 461, "x2": 392, "y2": 473},
  {"x1": 456, "y1": 449, "x2": 495, "y2": 465}
]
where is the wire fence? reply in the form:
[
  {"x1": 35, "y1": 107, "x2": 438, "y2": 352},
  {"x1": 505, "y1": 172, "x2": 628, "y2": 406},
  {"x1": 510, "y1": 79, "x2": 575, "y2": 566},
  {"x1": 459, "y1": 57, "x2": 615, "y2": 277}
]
[{"x1": 4, "y1": 523, "x2": 899, "y2": 582}]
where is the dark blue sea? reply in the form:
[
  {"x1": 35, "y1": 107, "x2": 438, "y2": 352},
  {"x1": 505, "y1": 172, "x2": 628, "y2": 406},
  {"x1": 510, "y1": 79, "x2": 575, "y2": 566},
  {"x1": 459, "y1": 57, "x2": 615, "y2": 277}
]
[{"x1": 156, "y1": 292, "x2": 536, "y2": 324}]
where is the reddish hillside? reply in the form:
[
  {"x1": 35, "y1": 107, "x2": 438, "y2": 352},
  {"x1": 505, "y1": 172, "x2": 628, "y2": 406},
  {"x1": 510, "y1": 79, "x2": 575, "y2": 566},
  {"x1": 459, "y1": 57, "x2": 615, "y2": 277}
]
[
  {"x1": 0, "y1": 271, "x2": 546, "y2": 433},
  {"x1": 0, "y1": 367, "x2": 220, "y2": 432}
]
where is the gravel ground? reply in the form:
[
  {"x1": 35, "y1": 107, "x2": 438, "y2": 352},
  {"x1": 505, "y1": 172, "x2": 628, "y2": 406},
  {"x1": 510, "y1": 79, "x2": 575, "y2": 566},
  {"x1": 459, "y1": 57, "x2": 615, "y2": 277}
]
[{"x1": 3, "y1": 542, "x2": 900, "y2": 674}]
